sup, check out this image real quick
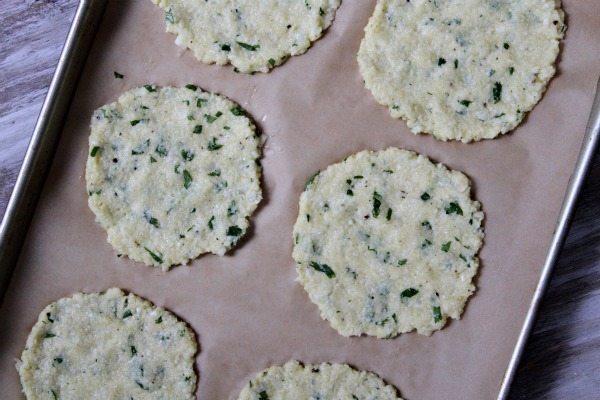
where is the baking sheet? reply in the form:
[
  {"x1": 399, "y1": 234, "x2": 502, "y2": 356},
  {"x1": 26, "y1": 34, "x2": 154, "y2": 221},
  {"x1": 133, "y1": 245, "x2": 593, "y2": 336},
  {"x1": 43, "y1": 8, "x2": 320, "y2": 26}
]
[{"x1": 1, "y1": 1, "x2": 599, "y2": 399}]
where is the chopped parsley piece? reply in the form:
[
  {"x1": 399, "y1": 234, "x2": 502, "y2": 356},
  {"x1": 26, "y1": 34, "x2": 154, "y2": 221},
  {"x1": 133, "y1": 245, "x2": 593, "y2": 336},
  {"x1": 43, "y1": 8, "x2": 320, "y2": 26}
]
[
  {"x1": 144, "y1": 84, "x2": 156, "y2": 92},
  {"x1": 196, "y1": 98, "x2": 208, "y2": 107},
  {"x1": 155, "y1": 144, "x2": 168, "y2": 157},
  {"x1": 185, "y1": 84, "x2": 198, "y2": 91},
  {"x1": 503, "y1": 42, "x2": 510, "y2": 49},
  {"x1": 386, "y1": 208, "x2": 393, "y2": 221},
  {"x1": 221, "y1": 44, "x2": 231, "y2": 51},
  {"x1": 44, "y1": 332, "x2": 56, "y2": 338},
  {"x1": 90, "y1": 146, "x2": 101, "y2": 157},
  {"x1": 438, "y1": 57, "x2": 446, "y2": 66},
  {"x1": 493, "y1": 82, "x2": 502, "y2": 103},
  {"x1": 230, "y1": 106, "x2": 244, "y2": 116},
  {"x1": 445, "y1": 202, "x2": 463, "y2": 215},
  {"x1": 181, "y1": 149, "x2": 194, "y2": 161},
  {"x1": 397, "y1": 259, "x2": 407, "y2": 266},
  {"x1": 208, "y1": 169, "x2": 221, "y2": 177},
  {"x1": 420, "y1": 192, "x2": 431, "y2": 201},
  {"x1": 227, "y1": 225, "x2": 242, "y2": 236},
  {"x1": 193, "y1": 125, "x2": 203, "y2": 134},
  {"x1": 454, "y1": 59, "x2": 458, "y2": 68},
  {"x1": 144, "y1": 213, "x2": 160, "y2": 228},
  {"x1": 150, "y1": 156, "x2": 157, "y2": 163},
  {"x1": 268, "y1": 58, "x2": 276, "y2": 67},
  {"x1": 130, "y1": 345, "x2": 137, "y2": 356},
  {"x1": 207, "y1": 137, "x2": 223, "y2": 151},
  {"x1": 509, "y1": 66, "x2": 515, "y2": 75},
  {"x1": 165, "y1": 8, "x2": 174, "y2": 23},
  {"x1": 421, "y1": 239, "x2": 432, "y2": 248},
  {"x1": 459, "y1": 99, "x2": 472, "y2": 107},
  {"x1": 309, "y1": 261, "x2": 335, "y2": 278},
  {"x1": 258, "y1": 391, "x2": 269, "y2": 400},
  {"x1": 441, "y1": 241, "x2": 451, "y2": 252},
  {"x1": 113, "y1": 71, "x2": 124, "y2": 79},
  {"x1": 155, "y1": 316, "x2": 163, "y2": 324},
  {"x1": 54, "y1": 357, "x2": 63, "y2": 364},
  {"x1": 122, "y1": 310, "x2": 133, "y2": 319},
  {"x1": 459, "y1": 254, "x2": 468, "y2": 263},
  {"x1": 372, "y1": 191, "x2": 382, "y2": 218},
  {"x1": 144, "y1": 247, "x2": 163, "y2": 264},
  {"x1": 346, "y1": 189, "x2": 353, "y2": 196},
  {"x1": 433, "y1": 306, "x2": 442, "y2": 323},
  {"x1": 208, "y1": 216, "x2": 215, "y2": 230},
  {"x1": 237, "y1": 41, "x2": 260, "y2": 51},
  {"x1": 130, "y1": 119, "x2": 141, "y2": 126},
  {"x1": 401, "y1": 288, "x2": 419, "y2": 299},
  {"x1": 205, "y1": 112, "x2": 222, "y2": 123},
  {"x1": 51, "y1": 390, "x2": 58, "y2": 400},
  {"x1": 183, "y1": 170, "x2": 193, "y2": 189}
]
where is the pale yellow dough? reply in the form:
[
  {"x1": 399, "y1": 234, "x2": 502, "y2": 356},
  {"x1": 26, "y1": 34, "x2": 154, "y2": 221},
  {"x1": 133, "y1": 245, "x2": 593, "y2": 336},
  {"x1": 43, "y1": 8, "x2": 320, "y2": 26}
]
[
  {"x1": 86, "y1": 85, "x2": 262, "y2": 270},
  {"x1": 358, "y1": 0, "x2": 566, "y2": 142},
  {"x1": 238, "y1": 360, "x2": 402, "y2": 399},
  {"x1": 293, "y1": 148, "x2": 484, "y2": 337},
  {"x1": 151, "y1": 0, "x2": 341, "y2": 73},
  {"x1": 18, "y1": 288, "x2": 197, "y2": 400}
]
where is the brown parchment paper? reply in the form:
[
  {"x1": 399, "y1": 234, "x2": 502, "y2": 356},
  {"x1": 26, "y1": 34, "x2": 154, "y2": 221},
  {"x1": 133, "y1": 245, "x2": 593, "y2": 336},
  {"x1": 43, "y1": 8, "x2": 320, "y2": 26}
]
[{"x1": 1, "y1": 1, "x2": 599, "y2": 399}]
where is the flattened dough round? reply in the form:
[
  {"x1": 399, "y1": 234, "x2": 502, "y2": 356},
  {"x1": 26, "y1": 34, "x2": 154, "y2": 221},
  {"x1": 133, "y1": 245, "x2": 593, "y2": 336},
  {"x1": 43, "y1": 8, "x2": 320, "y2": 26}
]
[
  {"x1": 150, "y1": 0, "x2": 341, "y2": 73},
  {"x1": 18, "y1": 288, "x2": 197, "y2": 400},
  {"x1": 292, "y1": 148, "x2": 484, "y2": 337},
  {"x1": 86, "y1": 85, "x2": 262, "y2": 270},
  {"x1": 358, "y1": 0, "x2": 566, "y2": 142},
  {"x1": 238, "y1": 360, "x2": 402, "y2": 399}
]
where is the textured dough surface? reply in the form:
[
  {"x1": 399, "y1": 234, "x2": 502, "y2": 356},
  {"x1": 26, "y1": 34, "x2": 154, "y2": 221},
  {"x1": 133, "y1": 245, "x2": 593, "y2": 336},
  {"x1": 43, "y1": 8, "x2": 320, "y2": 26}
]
[
  {"x1": 86, "y1": 85, "x2": 262, "y2": 270},
  {"x1": 18, "y1": 288, "x2": 197, "y2": 400},
  {"x1": 238, "y1": 360, "x2": 402, "y2": 399},
  {"x1": 151, "y1": 0, "x2": 341, "y2": 73},
  {"x1": 293, "y1": 148, "x2": 484, "y2": 337},
  {"x1": 358, "y1": 0, "x2": 566, "y2": 142}
]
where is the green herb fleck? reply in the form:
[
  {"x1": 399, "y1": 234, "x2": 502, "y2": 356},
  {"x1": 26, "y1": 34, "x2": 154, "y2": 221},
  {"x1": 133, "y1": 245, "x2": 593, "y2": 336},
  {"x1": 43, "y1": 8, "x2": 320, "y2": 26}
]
[
  {"x1": 155, "y1": 316, "x2": 163, "y2": 324},
  {"x1": 445, "y1": 202, "x2": 463, "y2": 215},
  {"x1": 208, "y1": 216, "x2": 215, "y2": 230},
  {"x1": 227, "y1": 225, "x2": 242, "y2": 236},
  {"x1": 181, "y1": 149, "x2": 194, "y2": 161},
  {"x1": 230, "y1": 106, "x2": 244, "y2": 116},
  {"x1": 268, "y1": 58, "x2": 276, "y2": 67},
  {"x1": 196, "y1": 98, "x2": 208, "y2": 107},
  {"x1": 441, "y1": 241, "x2": 451, "y2": 252},
  {"x1": 401, "y1": 288, "x2": 419, "y2": 299},
  {"x1": 304, "y1": 171, "x2": 319, "y2": 190},
  {"x1": 397, "y1": 259, "x2": 407, "y2": 266},
  {"x1": 508, "y1": 66, "x2": 515, "y2": 75},
  {"x1": 459, "y1": 254, "x2": 468, "y2": 262},
  {"x1": 90, "y1": 146, "x2": 101, "y2": 157},
  {"x1": 144, "y1": 247, "x2": 163, "y2": 264},
  {"x1": 454, "y1": 59, "x2": 458, "y2": 68},
  {"x1": 208, "y1": 170, "x2": 221, "y2": 177},
  {"x1": 493, "y1": 82, "x2": 502, "y2": 103},
  {"x1": 438, "y1": 57, "x2": 446, "y2": 66},
  {"x1": 51, "y1": 390, "x2": 58, "y2": 400},
  {"x1": 346, "y1": 189, "x2": 353, "y2": 196},
  {"x1": 183, "y1": 170, "x2": 193, "y2": 189},
  {"x1": 386, "y1": 208, "x2": 393, "y2": 221},
  {"x1": 130, "y1": 345, "x2": 137, "y2": 356},
  {"x1": 421, "y1": 192, "x2": 430, "y2": 201},
  {"x1": 221, "y1": 44, "x2": 231, "y2": 51},
  {"x1": 165, "y1": 8, "x2": 174, "y2": 23},
  {"x1": 54, "y1": 357, "x2": 63, "y2": 364},
  {"x1": 433, "y1": 306, "x2": 442, "y2": 323},
  {"x1": 237, "y1": 41, "x2": 260, "y2": 51},
  {"x1": 205, "y1": 112, "x2": 222, "y2": 123},
  {"x1": 193, "y1": 125, "x2": 203, "y2": 134},
  {"x1": 122, "y1": 310, "x2": 133, "y2": 319},
  {"x1": 309, "y1": 261, "x2": 335, "y2": 278},
  {"x1": 130, "y1": 119, "x2": 141, "y2": 126},
  {"x1": 503, "y1": 42, "x2": 510, "y2": 49},
  {"x1": 145, "y1": 213, "x2": 160, "y2": 228},
  {"x1": 459, "y1": 99, "x2": 472, "y2": 107},
  {"x1": 207, "y1": 137, "x2": 223, "y2": 151},
  {"x1": 372, "y1": 191, "x2": 382, "y2": 218},
  {"x1": 150, "y1": 156, "x2": 157, "y2": 163},
  {"x1": 144, "y1": 84, "x2": 156, "y2": 92},
  {"x1": 113, "y1": 71, "x2": 124, "y2": 79},
  {"x1": 185, "y1": 84, "x2": 197, "y2": 91},
  {"x1": 258, "y1": 391, "x2": 269, "y2": 400},
  {"x1": 44, "y1": 332, "x2": 56, "y2": 338}
]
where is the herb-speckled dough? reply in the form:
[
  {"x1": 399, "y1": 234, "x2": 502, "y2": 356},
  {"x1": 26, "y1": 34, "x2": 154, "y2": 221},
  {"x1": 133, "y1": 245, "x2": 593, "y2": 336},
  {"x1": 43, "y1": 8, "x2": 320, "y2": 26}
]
[
  {"x1": 358, "y1": 0, "x2": 566, "y2": 142},
  {"x1": 293, "y1": 148, "x2": 484, "y2": 337},
  {"x1": 238, "y1": 360, "x2": 402, "y2": 400},
  {"x1": 18, "y1": 288, "x2": 197, "y2": 400},
  {"x1": 86, "y1": 85, "x2": 262, "y2": 270},
  {"x1": 150, "y1": 0, "x2": 341, "y2": 73}
]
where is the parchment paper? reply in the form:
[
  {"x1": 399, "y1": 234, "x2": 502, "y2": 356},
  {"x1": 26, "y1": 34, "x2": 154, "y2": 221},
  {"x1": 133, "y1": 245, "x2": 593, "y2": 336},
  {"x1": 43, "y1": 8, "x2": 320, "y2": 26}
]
[{"x1": 1, "y1": 1, "x2": 599, "y2": 399}]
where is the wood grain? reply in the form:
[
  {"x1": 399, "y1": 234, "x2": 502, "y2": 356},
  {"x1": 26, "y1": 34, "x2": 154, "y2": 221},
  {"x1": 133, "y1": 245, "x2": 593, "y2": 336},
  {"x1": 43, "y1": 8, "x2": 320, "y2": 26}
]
[{"x1": 0, "y1": 1, "x2": 598, "y2": 398}]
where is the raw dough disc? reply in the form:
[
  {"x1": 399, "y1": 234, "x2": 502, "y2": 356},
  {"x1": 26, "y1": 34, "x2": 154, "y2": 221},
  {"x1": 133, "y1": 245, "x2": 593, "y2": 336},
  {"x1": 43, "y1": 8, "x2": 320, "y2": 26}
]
[
  {"x1": 238, "y1": 360, "x2": 402, "y2": 399},
  {"x1": 18, "y1": 288, "x2": 197, "y2": 400},
  {"x1": 151, "y1": 0, "x2": 341, "y2": 73},
  {"x1": 86, "y1": 85, "x2": 262, "y2": 270},
  {"x1": 292, "y1": 148, "x2": 484, "y2": 337},
  {"x1": 358, "y1": 0, "x2": 566, "y2": 142}
]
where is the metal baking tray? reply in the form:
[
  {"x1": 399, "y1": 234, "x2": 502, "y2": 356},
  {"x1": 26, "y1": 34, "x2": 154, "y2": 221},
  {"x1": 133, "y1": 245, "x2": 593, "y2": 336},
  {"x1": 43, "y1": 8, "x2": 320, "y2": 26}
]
[{"x1": 1, "y1": 1, "x2": 598, "y2": 398}]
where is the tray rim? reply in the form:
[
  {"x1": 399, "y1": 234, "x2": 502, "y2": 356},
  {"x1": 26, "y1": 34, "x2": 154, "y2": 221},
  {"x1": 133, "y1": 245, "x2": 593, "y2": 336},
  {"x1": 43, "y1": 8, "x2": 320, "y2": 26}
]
[{"x1": 0, "y1": 1, "x2": 598, "y2": 398}]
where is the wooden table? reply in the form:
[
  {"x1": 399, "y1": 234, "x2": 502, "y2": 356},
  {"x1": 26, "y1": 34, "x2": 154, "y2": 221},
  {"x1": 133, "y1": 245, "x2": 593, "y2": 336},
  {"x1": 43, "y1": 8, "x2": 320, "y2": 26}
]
[{"x1": 1, "y1": 1, "x2": 599, "y2": 398}]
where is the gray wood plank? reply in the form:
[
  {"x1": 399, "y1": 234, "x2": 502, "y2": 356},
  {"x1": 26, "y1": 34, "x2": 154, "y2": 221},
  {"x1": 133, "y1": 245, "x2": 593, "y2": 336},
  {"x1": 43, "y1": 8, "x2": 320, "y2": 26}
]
[{"x1": 0, "y1": 1, "x2": 598, "y2": 398}]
